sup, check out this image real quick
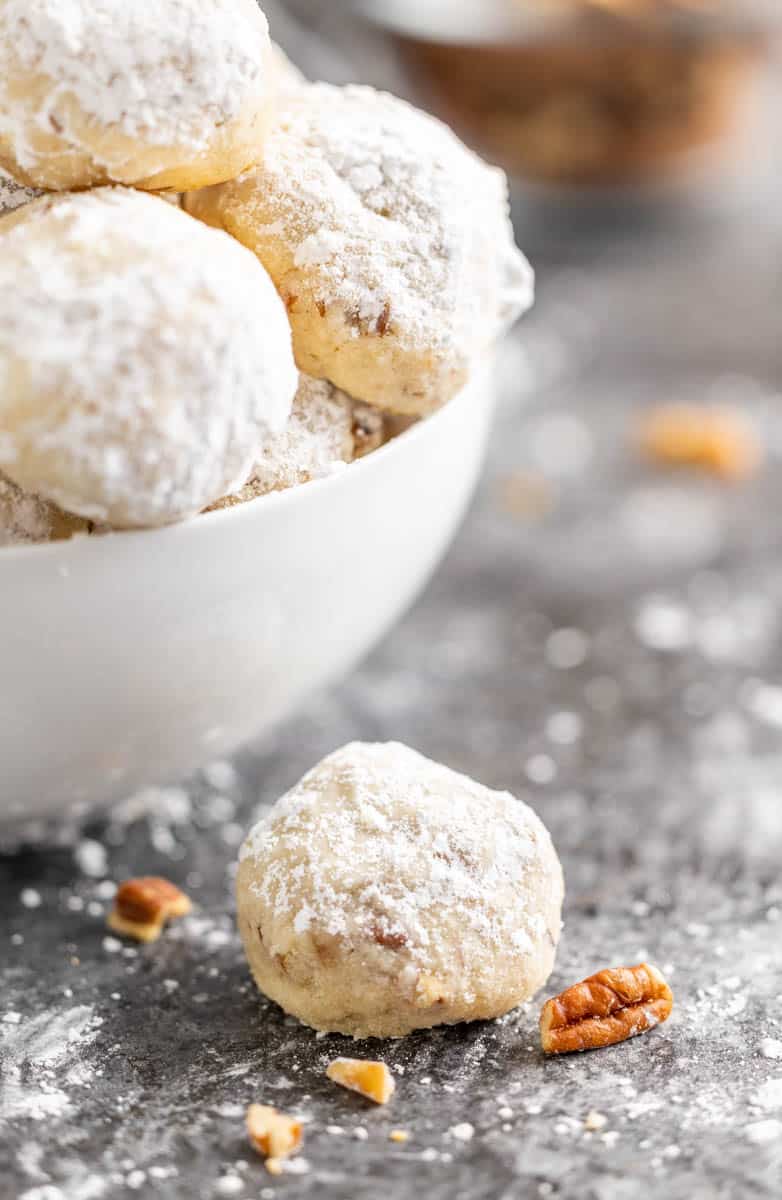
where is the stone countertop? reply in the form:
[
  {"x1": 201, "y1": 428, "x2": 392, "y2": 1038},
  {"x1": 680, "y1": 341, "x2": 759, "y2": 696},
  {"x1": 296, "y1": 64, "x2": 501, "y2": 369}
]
[{"x1": 3, "y1": 24, "x2": 782, "y2": 1200}]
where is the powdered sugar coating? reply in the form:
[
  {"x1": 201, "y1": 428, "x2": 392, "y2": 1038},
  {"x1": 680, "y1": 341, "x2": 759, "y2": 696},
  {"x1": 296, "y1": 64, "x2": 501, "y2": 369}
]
[
  {"x1": 0, "y1": 474, "x2": 89, "y2": 545},
  {"x1": 0, "y1": 0, "x2": 276, "y2": 190},
  {"x1": 185, "y1": 84, "x2": 533, "y2": 415},
  {"x1": 208, "y1": 375, "x2": 383, "y2": 509},
  {"x1": 0, "y1": 165, "x2": 39, "y2": 214},
  {"x1": 0, "y1": 188, "x2": 297, "y2": 527},
  {"x1": 237, "y1": 742, "x2": 563, "y2": 1038}
]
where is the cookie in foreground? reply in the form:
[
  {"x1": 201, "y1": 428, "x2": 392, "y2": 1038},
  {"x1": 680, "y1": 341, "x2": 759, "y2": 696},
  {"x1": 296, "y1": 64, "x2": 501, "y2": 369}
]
[{"x1": 236, "y1": 742, "x2": 563, "y2": 1039}]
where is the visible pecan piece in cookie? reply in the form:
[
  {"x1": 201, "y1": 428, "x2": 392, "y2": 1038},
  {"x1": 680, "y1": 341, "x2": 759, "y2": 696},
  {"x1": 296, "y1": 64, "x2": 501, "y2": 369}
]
[{"x1": 540, "y1": 962, "x2": 673, "y2": 1054}]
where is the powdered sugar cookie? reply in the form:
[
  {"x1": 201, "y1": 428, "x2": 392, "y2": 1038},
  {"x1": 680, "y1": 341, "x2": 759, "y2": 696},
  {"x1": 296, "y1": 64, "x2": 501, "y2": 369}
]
[
  {"x1": 0, "y1": 475, "x2": 90, "y2": 546},
  {"x1": 0, "y1": 188, "x2": 297, "y2": 528},
  {"x1": 271, "y1": 42, "x2": 306, "y2": 95},
  {"x1": 207, "y1": 375, "x2": 383, "y2": 511},
  {"x1": 185, "y1": 84, "x2": 534, "y2": 416},
  {"x1": 0, "y1": 0, "x2": 276, "y2": 191},
  {"x1": 236, "y1": 742, "x2": 563, "y2": 1038}
]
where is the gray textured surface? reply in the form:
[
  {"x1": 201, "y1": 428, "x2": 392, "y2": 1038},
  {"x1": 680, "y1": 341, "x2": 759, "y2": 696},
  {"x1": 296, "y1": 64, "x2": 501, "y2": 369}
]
[
  {"x1": 3, "y1": 17, "x2": 782, "y2": 1200},
  {"x1": 3, "y1": 219, "x2": 782, "y2": 1200}
]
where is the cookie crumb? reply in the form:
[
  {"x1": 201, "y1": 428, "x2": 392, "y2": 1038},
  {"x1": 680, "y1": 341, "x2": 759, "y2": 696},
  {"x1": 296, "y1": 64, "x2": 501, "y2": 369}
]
[{"x1": 389, "y1": 1130, "x2": 409, "y2": 1144}]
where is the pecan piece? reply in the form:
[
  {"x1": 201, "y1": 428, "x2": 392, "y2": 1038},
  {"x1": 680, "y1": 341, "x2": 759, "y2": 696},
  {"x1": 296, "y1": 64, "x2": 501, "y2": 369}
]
[
  {"x1": 540, "y1": 962, "x2": 673, "y2": 1054},
  {"x1": 246, "y1": 1104, "x2": 303, "y2": 1166},
  {"x1": 107, "y1": 876, "x2": 191, "y2": 943},
  {"x1": 639, "y1": 404, "x2": 762, "y2": 481},
  {"x1": 326, "y1": 1058, "x2": 395, "y2": 1105}
]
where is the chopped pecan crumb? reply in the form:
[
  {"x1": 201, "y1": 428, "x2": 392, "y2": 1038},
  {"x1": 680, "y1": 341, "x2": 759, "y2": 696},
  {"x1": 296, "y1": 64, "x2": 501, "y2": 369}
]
[
  {"x1": 106, "y1": 877, "x2": 191, "y2": 943},
  {"x1": 639, "y1": 404, "x2": 762, "y2": 480},
  {"x1": 315, "y1": 299, "x2": 327, "y2": 318},
  {"x1": 326, "y1": 1058, "x2": 396, "y2": 1105},
  {"x1": 371, "y1": 923, "x2": 408, "y2": 950},
  {"x1": 540, "y1": 962, "x2": 673, "y2": 1054},
  {"x1": 246, "y1": 1104, "x2": 303, "y2": 1163}
]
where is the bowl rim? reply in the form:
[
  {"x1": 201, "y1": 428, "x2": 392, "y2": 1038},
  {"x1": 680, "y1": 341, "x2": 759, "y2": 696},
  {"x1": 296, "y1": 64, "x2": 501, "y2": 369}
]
[{"x1": 0, "y1": 362, "x2": 486, "y2": 564}]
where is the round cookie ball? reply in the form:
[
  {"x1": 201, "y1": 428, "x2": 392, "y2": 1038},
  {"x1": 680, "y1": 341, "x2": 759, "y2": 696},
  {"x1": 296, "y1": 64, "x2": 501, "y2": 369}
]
[
  {"x1": 0, "y1": 188, "x2": 297, "y2": 528},
  {"x1": 236, "y1": 742, "x2": 564, "y2": 1038},
  {"x1": 206, "y1": 373, "x2": 384, "y2": 510},
  {"x1": 185, "y1": 83, "x2": 534, "y2": 416},
  {"x1": 0, "y1": 0, "x2": 276, "y2": 191},
  {"x1": 270, "y1": 42, "x2": 306, "y2": 96}
]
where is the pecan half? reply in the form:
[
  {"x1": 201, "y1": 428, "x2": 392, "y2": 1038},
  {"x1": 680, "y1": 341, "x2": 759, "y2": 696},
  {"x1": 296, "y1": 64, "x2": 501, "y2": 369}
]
[
  {"x1": 107, "y1": 877, "x2": 191, "y2": 943},
  {"x1": 326, "y1": 1058, "x2": 396, "y2": 1105},
  {"x1": 540, "y1": 962, "x2": 673, "y2": 1054}
]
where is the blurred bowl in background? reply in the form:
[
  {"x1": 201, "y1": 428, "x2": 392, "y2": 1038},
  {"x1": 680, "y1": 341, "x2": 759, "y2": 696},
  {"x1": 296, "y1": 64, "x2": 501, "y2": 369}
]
[{"x1": 352, "y1": 0, "x2": 779, "y2": 201}]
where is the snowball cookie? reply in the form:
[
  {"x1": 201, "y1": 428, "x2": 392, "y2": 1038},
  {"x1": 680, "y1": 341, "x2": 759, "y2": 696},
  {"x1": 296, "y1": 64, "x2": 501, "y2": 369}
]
[
  {"x1": 0, "y1": 165, "x2": 38, "y2": 215},
  {"x1": 0, "y1": 188, "x2": 297, "y2": 528},
  {"x1": 185, "y1": 84, "x2": 534, "y2": 416},
  {"x1": 206, "y1": 375, "x2": 384, "y2": 510},
  {"x1": 0, "y1": 0, "x2": 277, "y2": 192},
  {"x1": 236, "y1": 742, "x2": 564, "y2": 1038},
  {"x1": 0, "y1": 474, "x2": 91, "y2": 546},
  {"x1": 271, "y1": 43, "x2": 306, "y2": 95}
]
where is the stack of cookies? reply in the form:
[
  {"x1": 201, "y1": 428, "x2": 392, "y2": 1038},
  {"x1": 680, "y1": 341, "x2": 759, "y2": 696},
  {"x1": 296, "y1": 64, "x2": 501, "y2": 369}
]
[{"x1": 0, "y1": 0, "x2": 532, "y2": 542}]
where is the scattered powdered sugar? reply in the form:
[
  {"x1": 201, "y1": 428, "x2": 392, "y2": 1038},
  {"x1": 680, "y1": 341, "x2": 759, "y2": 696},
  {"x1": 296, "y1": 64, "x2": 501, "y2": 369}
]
[
  {"x1": 751, "y1": 1078, "x2": 782, "y2": 1111},
  {"x1": 0, "y1": 0, "x2": 271, "y2": 167},
  {"x1": 0, "y1": 166, "x2": 39, "y2": 215},
  {"x1": 745, "y1": 1119, "x2": 782, "y2": 1145},
  {"x1": 241, "y1": 742, "x2": 560, "y2": 981},
  {"x1": 0, "y1": 1005, "x2": 102, "y2": 1124},
  {"x1": 0, "y1": 188, "x2": 297, "y2": 526},
  {"x1": 202, "y1": 82, "x2": 532, "y2": 363}
]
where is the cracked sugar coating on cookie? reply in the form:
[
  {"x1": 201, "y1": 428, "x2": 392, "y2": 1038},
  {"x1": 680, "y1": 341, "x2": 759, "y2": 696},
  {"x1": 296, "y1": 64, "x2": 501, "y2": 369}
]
[
  {"x1": 237, "y1": 742, "x2": 563, "y2": 1038},
  {"x1": 0, "y1": 0, "x2": 276, "y2": 190},
  {"x1": 185, "y1": 84, "x2": 534, "y2": 416},
  {"x1": 0, "y1": 165, "x2": 39, "y2": 214},
  {"x1": 0, "y1": 188, "x2": 297, "y2": 528}
]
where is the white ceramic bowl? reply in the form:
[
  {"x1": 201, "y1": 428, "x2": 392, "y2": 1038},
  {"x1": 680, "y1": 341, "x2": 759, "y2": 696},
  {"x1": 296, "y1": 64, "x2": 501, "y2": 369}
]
[{"x1": 0, "y1": 361, "x2": 494, "y2": 821}]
